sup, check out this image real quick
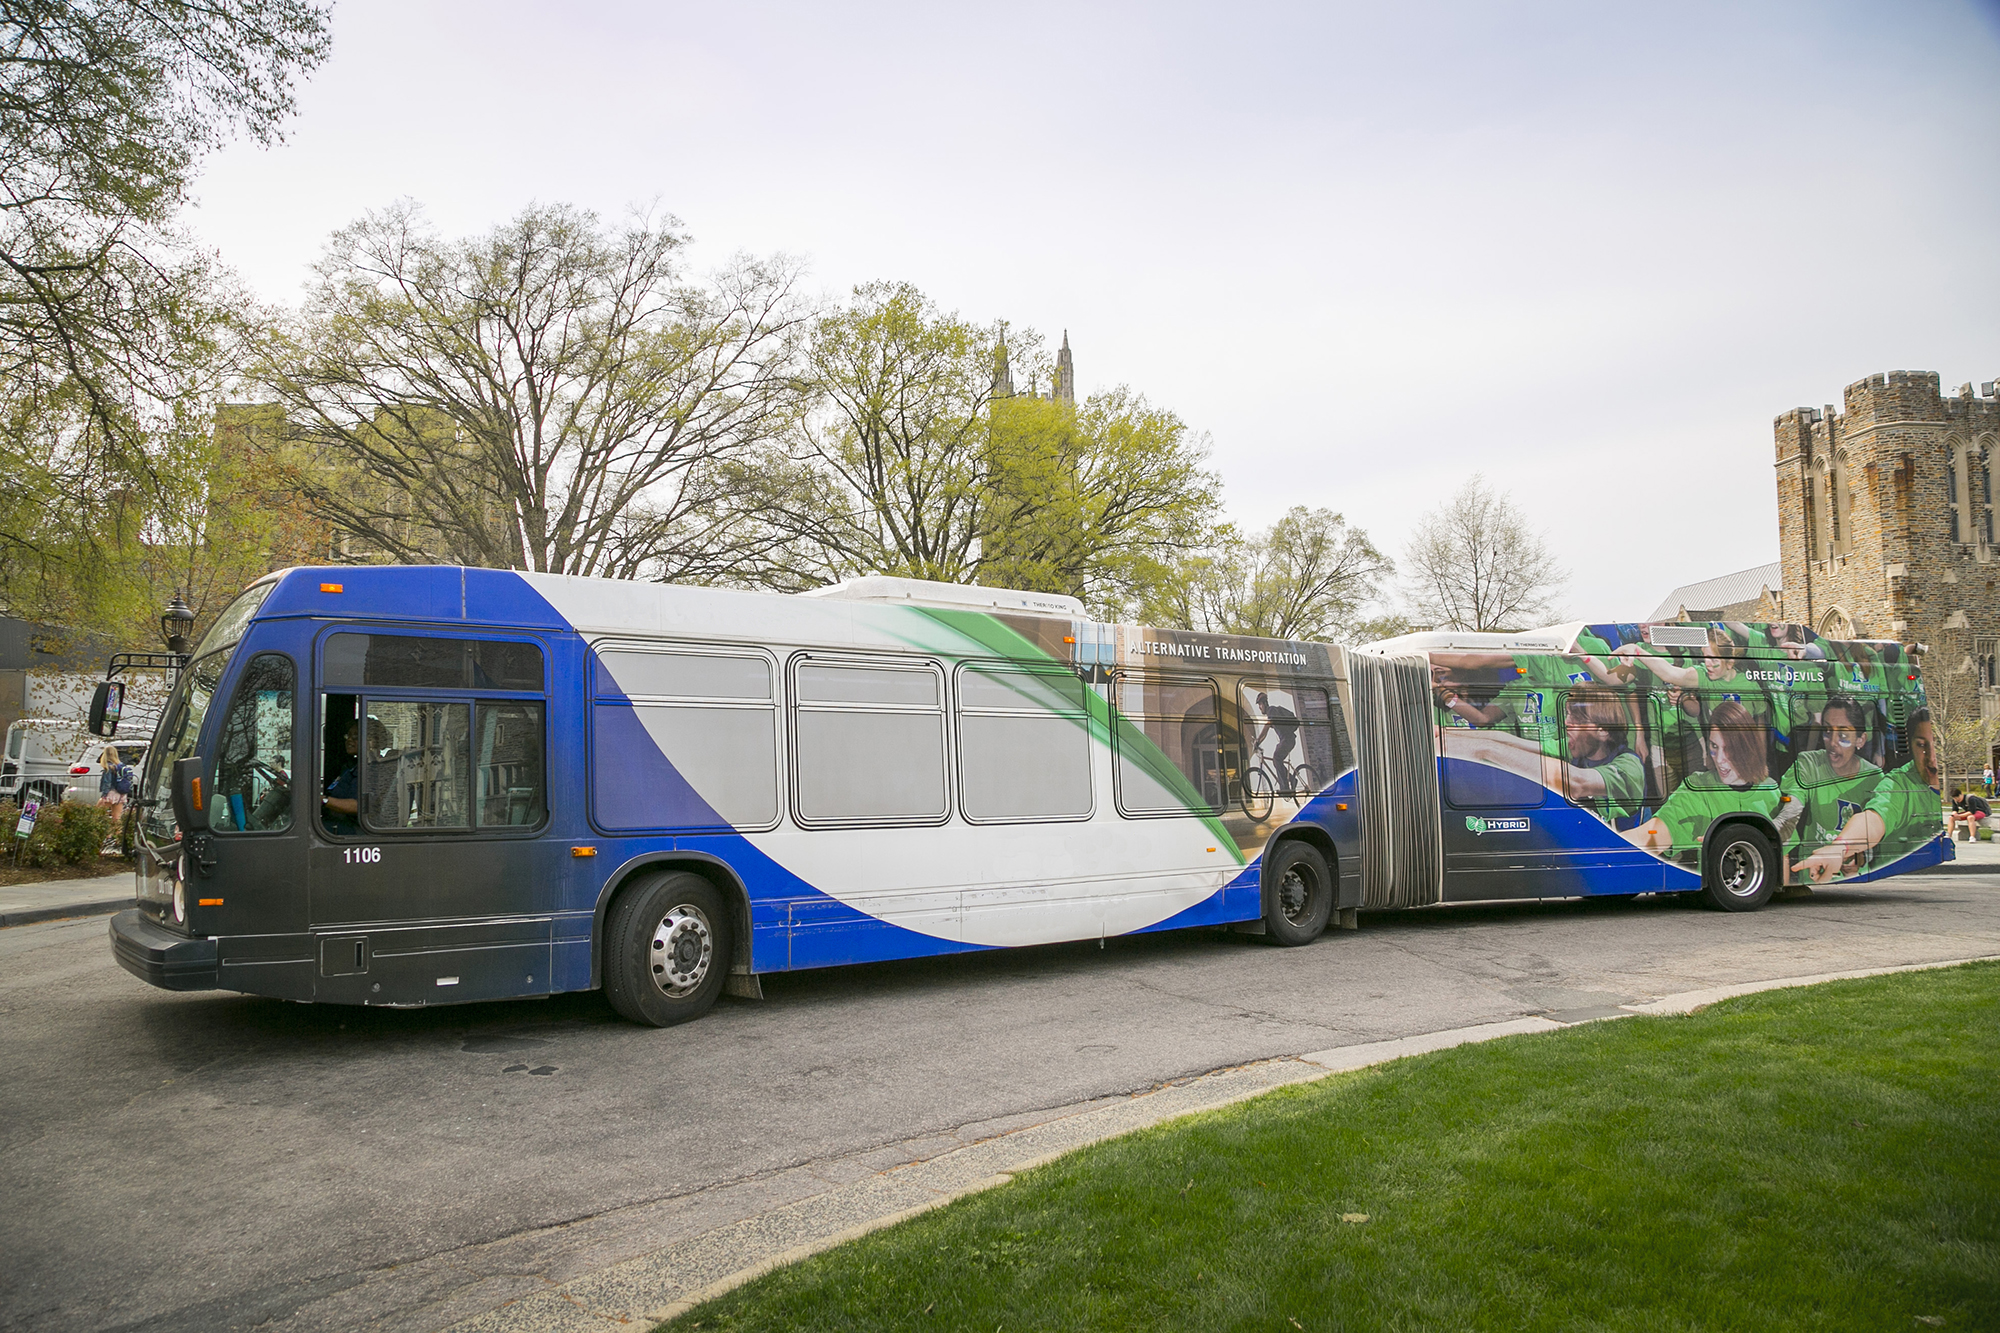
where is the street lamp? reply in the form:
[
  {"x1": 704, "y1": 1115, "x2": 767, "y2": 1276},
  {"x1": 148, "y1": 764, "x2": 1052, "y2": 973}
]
[{"x1": 160, "y1": 594, "x2": 195, "y2": 657}]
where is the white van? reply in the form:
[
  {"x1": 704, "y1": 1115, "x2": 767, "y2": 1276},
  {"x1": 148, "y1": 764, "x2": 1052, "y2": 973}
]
[{"x1": 1, "y1": 719, "x2": 90, "y2": 807}]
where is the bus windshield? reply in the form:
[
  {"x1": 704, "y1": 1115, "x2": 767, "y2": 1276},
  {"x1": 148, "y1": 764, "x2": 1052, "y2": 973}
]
[
  {"x1": 138, "y1": 652, "x2": 229, "y2": 844},
  {"x1": 193, "y1": 581, "x2": 275, "y2": 659}
]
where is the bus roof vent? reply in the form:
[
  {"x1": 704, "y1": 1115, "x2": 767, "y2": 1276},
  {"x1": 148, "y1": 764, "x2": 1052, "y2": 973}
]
[
  {"x1": 799, "y1": 576, "x2": 1086, "y2": 619},
  {"x1": 1646, "y1": 624, "x2": 1711, "y2": 648}
]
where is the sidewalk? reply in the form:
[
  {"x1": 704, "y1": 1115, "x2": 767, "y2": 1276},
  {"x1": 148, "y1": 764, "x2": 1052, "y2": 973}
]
[{"x1": 0, "y1": 871, "x2": 134, "y2": 927}]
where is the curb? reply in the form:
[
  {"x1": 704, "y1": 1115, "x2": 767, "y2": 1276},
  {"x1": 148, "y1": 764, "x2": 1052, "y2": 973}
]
[
  {"x1": 1898, "y1": 861, "x2": 2000, "y2": 877},
  {"x1": 447, "y1": 952, "x2": 2000, "y2": 1333},
  {"x1": 0, "y1": 898, "x2": 131, "y2": 928}
]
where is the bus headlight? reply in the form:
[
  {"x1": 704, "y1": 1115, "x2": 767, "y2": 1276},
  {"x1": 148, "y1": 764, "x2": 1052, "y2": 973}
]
[{"x1": 172, "y1": 880, "x2": 185, "y2": 924}]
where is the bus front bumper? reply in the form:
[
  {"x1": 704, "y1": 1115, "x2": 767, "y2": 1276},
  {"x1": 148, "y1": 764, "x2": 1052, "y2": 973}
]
[{"x1": 110, "y1": 909, "x2": 219, "y2": 991}]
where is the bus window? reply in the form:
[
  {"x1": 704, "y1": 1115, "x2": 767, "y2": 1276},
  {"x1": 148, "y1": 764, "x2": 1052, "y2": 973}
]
[
  {"x1": 792, "y1": 659, "x2": 947, "y2": 825},
  {"x1": 361, "y1": 700, "x2": 472, "y2": 830},
  {"x1": 324, "y1": 633, "x2": 543, "y2": 692},
  {"x1": 475, "y1": 703, "x2": 545, "y2": 827},
  {"x1": 211, "y1": 654, "x2": 295, "y2": 834},
  {"x1": 1561, "y1": 688, "x2": 1653, "y2": 823},
  {"x1": 956, "y1": 664, "x2": 1092, "y2": 822},
  {"x1": 1111, "y1": 674, "x2": 1222, "y2": 817},
  {"x1": 1239, "y1": 682, "x2": 1339, "y2": 795},
  {"x1": 1685, "y1": 696, "x2": 1778, "y2": 787},
  {"x1": 593, "y1": 647, "x2": 779, "y2": 831}
]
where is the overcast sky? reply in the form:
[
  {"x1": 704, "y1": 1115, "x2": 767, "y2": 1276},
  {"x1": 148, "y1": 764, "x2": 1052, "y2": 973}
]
[{"x1": 186, "y1": 0, "x2": 2000, "y2": 622}]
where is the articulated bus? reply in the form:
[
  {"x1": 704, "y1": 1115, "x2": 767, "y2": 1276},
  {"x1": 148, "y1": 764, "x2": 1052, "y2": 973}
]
[{"x1": 105, "y1": 567, "x2": 1951, "y2": 1026}]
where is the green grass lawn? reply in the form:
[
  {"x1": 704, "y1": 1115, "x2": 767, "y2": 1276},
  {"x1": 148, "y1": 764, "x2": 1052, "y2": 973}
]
[{"x1": 667, "y1": 962, "x2": 1999, "y2": 1332}]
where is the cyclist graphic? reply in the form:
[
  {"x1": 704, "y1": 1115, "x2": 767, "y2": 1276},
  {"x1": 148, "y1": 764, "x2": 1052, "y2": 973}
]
[{"x1": 1251, "y1": 691, "x2": 1298, "y2": 771}]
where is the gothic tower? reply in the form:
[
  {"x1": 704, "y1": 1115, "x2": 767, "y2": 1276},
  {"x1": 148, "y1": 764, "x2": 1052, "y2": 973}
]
[
  {"x1": 991, "y1": 327, "x2": 1016, "y2": 399},
  {"x1": 1054, "y1": 331, "x2": 1075, "y2": 406}
]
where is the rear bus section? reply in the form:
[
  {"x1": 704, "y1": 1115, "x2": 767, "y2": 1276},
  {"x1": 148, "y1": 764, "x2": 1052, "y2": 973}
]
[{"x1": 1389, "y1": 619, "x2": 1949, "y2": 908}]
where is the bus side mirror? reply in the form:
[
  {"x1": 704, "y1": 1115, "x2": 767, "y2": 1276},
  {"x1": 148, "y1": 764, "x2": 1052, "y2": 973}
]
[
  {"x1": 88, "y1": 681, "x2": 123, "y2": 737},
  {"x1": 170, "y1": 756, "x2": 209, "y2": 833}
]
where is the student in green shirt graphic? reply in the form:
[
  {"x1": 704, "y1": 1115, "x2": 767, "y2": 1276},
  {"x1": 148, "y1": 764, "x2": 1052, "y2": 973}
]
[
  {"x1": 1728, "y1": 621, "x2": 1831, "y2": 747},
  {"x1": 1613, "y1": 624, "x2": 1777, "y2": 739},
  {"x1": 1777, "y1": 695, "x2": 1885, "y2": 876},
  {"x1": 1431, "y1": 662, "x2": 1505, "y2": 730},
  {"x1": 1439, "y1": 686, "x2": 1647, "y2": 822},
  {"x1": 1792, "y1": 707, "x2": 1945, "y2": 881},
  {"x1": 1624, "y1": 700, "x2": 1780, "y2": 855}
]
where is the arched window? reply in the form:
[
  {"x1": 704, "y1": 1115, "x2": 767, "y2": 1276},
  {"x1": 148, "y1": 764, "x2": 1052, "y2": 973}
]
[
  {"x1": 1983, "y1": 440, "x2": 1996, "y2": 547},
  {"x1": 1827, "y1": 454, "x2": 1844, "y2": 552},
  {"x1": 1947, "y1": 443, "x2": 1964, "y2": 544}
]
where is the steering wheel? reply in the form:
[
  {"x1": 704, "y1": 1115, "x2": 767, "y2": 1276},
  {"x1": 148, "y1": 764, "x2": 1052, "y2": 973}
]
[{"x1": 248, "y1": 760, "x2": 291, "y2": 789}]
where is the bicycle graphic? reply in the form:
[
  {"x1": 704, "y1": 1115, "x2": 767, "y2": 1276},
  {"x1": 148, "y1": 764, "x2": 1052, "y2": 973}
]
[{"x1": 1239, "y1": 752, "x2": 1318, "y2": 823}]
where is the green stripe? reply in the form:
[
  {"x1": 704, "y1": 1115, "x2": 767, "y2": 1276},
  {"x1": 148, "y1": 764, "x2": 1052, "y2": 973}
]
[{"x1": 899, "y1": 607, "x2": 1243, "y2": 861}]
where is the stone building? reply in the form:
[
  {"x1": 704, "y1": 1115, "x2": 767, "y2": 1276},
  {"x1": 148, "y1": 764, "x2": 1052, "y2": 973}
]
[
  {"x1": 1774, "y1": 370, "x2": 2000, "y2": 677},
  {"x1": 991, "y1": 330, "x2": 1076, "y2": 405}
]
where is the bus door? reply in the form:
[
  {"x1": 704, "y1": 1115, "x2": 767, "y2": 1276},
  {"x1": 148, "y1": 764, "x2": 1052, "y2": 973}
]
[
  {"x1": 1437, "y1": 683, "x2": 1566, "y2": 899},
  {"x1": 204, "y1": 648, "x2": 313, "y2": 1000},
  {"x1": 1550, "y1": 688, "x2": 1664, "y2": 894},
  {"x1": 308, "y1": 630, "x2": 558, "y2": 1006}
]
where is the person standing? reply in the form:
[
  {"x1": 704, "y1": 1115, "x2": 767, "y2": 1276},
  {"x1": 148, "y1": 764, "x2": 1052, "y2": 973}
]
[{"x1": 96, "y1": 746, "x2": 132, "y2": 819}]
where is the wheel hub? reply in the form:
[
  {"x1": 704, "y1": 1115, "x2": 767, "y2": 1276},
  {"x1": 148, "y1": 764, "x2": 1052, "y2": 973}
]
[
  {"x1": 1720, "y1": 843, "x2": 1764, "y2": 897},
  {"x1": 1279, "y1": 868, "x2": 1311, "y2": 923},
  {"x1": 649, "y1": 904, "x2": 714, "y2": 998}
]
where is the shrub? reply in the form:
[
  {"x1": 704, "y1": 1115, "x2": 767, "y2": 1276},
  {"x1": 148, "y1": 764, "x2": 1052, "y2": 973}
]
[{"x1": 18, "y1": 801, "x2": 115, "y2": 869}]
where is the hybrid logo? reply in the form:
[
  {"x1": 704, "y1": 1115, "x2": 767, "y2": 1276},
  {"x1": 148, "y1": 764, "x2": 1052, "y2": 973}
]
[{"x1": 1465, "y1": 815, "x2": 1530, "y2": 836}]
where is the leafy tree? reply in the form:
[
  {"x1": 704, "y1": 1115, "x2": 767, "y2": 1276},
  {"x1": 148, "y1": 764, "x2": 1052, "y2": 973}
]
[
  {"x1": 744, "y1": 283, "x2": 1221, "y2": 612},
  {"x1": 981, "y1": 388, "x2": 1221, "y2": 615},
  {"x1": 1146, "y1": 506, "x2": 1391, "y2": 641},
  {"x1": 255, "y1": 201, "x2": 810, "y2": 579},
  {"x1": 744, "y1": 281, "x2": 1001, "y2": 586},
  {"x1": 0, "y1": 0, "x2": 331, "y2": 630},
  {"x1": 1401, "y1": 474, "x2": 1566, "y2": 632}
]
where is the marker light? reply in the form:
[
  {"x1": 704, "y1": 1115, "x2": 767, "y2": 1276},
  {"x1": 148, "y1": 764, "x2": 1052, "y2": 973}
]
[
  {"x1": 320, "y1": 582, "x2": 344, "y2": 593},
  {"x1": 571, "y1": 846, "x2": 598, "y2": 857},
  {"x1": 1337, "y1": 802, "x2": 1349, "y2": 811},
  {"x1": 70, "y1": 765, "x2": 89, "y2": 774},
  {"x1": 198, "y1": 898, "x2": 222, "y2": 907}
]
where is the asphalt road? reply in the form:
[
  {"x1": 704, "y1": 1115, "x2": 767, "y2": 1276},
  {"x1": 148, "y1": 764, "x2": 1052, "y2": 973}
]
[{"x1": 5, "y1": 876, "x2": 1997, "y2": 1333}]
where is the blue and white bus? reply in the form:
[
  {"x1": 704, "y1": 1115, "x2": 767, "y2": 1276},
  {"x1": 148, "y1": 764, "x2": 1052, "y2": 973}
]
[{"x1": 104, "y1": 567, "x2": 1950, "y2": 1025}]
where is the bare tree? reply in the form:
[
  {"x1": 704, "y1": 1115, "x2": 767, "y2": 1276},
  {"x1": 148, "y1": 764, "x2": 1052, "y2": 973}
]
[
  {"x1": 1402, "y1": 474, "x2": 1566, "y2": 631},
  {"x1": 256, "y1": 201, "x2": 809, "y2": 580},
  {"x1": 1918, "y1": 625, "x2": 1991, "y2": 787}
]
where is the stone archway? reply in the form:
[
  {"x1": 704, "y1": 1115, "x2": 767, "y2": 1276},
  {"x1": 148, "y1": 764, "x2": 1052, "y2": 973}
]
[{"x1": 1819, "y1": 606, "x2": 1855, "y2": 640}]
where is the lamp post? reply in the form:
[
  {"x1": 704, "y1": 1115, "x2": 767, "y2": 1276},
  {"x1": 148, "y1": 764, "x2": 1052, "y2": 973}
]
[{"x1": 160, "y1": 594, "x2": 195, "y2": 660}]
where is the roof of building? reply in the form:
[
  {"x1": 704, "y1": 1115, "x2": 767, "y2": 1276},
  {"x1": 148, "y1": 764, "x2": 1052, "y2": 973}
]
[{"x1": 1646, "y1": 562, "x2": 1783, "y2": 623}]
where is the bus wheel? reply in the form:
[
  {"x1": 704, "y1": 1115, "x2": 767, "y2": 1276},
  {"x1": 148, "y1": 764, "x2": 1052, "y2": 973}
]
[
  {"x1": 605, "y1": 872, "x2": 733, "y2": 1027},
  {"x1": 1700, "y1": 827, "x2": 1776, "y2": 912},
  {"x1": 1263, "y1": 840, "x2": 1334, "y2": 945}
]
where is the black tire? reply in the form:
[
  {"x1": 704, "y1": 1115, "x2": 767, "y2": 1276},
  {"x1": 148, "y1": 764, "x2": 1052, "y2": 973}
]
[
  {"x1": 1263, "y1": 839, "x2": 1334, "y2": 945},
  {"x1": 1241, "y1": 766, "x2": 1276, "y2": 822},
  {"x1": 1699, "y1": 825, "x2": 1777, "y2": 912},
  {"x1": 603, "y1": 871, "x2": 734, "y2": 1027}
]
